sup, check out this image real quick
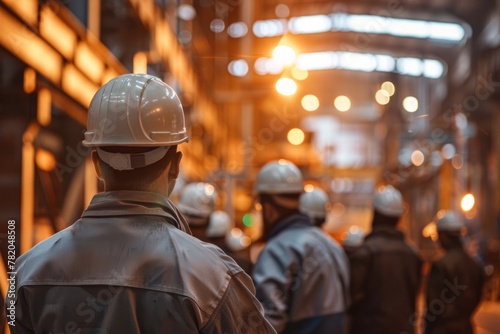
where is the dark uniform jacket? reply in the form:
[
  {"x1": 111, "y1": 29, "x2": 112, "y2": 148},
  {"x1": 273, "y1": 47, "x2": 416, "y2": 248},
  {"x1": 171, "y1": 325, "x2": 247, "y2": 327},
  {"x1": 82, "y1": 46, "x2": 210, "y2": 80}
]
[
  {"x1": 6, "y1": 191, "x2": 276, "y2": 334},
  {"x1": 252, "y1": 214, "x2": 350, "y2": 334},
  {"x1": 349, "y1": 225, "x2": 422, "y2": 334},
  {"x1": 424, "y1": 245, "x2": 484, "y2": 334}
]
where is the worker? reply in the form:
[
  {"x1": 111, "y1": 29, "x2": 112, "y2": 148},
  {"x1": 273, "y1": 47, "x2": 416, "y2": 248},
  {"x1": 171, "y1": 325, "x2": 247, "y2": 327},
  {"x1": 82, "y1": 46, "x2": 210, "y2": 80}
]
[
  {"x1": 424, "y1": 210, "x2": 484, "y2": 334},
  {"x1": 207, "y1": 210, "x2": 254, "y2": 275},
  {"x1": 349, "y1": 185, "x2": 422, "y2": 334},
  {"x1": 177, "y1": 181, "x2": 217, "y2": 242},
  {"x1": 341, "y1": 226, "x2": 365, "y2": 259},
  {"x1": 6, "y1": 74, "x2": 275, "y2": 333},
  {"x1": 252, "y1": 159, "x2": 350, "y2": 333},
  {"x1": 299, "y1": 187, "x2": 330, "y2": 228}
]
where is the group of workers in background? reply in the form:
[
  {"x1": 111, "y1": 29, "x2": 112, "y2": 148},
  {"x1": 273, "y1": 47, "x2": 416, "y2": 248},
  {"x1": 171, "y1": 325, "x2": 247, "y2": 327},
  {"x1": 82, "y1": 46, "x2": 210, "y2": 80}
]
[{"x1": 5, "y1": 74, "x2": 486, "y2": 334}]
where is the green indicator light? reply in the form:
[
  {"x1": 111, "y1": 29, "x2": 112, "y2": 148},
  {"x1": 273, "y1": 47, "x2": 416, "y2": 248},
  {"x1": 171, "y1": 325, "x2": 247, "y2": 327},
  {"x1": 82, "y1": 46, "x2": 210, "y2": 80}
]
[{"x1": 242, "y1": 213, "x2": 252, "y2": 227}]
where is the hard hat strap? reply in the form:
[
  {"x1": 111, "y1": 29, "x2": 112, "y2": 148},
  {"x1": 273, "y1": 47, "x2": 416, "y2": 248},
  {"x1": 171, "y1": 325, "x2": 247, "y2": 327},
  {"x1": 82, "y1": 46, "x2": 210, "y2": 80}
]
[{"x1": 96, "y1": 146, "x2": 170, "y2": 171}]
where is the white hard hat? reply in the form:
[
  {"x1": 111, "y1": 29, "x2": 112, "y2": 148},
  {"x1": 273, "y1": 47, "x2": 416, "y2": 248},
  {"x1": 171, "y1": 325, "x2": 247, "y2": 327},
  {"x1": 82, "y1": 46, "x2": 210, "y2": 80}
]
[
  {"x1": 342, "y1": 226, "x2": 365, "y2": 247},
  {"x1": 206, "y1": 210, "x2": 233, "y2": 238},
  {"x1": 435, "y1": 210, "x2": 464, "y2": 232},
  {"x1": 373, "y1": 185, "x2": 404, "y2": 217},
  {"x1": 178, "y1": 182, "x2": 217, "y2": 218},
  {"x1": 82, "y1": 74, "x2": 188, "y2": 170},
  {"x1": 299, "y1": 188, "x2": 329, "y2": 219},
  {"x1": 254, "y1": 159, "x2": 303, "y2": 194}
]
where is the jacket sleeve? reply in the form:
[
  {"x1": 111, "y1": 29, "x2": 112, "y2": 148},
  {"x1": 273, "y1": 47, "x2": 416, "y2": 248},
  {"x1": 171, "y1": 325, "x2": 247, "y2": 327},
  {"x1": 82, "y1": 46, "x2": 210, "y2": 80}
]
[
  {"x1": 201, "y1": 271, "x2": 277, "y2": 334},
  {"x1": 252, "y1": 244, "x2": 296, "y2": 333}
]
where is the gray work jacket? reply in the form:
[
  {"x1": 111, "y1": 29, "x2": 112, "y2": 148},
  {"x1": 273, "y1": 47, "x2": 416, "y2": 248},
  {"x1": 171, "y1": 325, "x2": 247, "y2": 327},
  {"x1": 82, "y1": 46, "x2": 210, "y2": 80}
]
[
  {"x1": 252, "y1": 214, "x2": 350, "y2": 334},
  {"x1": 6, "y1": 191, "x2": 276, "y2": 334}
]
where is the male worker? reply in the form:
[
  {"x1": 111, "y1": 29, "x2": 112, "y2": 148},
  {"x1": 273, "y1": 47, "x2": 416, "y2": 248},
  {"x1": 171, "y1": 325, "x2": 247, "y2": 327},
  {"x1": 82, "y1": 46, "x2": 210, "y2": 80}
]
[
  {"x1": 299, "y1": 187, "x2": 330, "y2": 228},
  {"x1": 349, "y1": 185, "x2": 422, "y2": 334},
  {"x1": 6, "y1": 74, "x2": 275, "y2": 333},
  {"x1": 207, "y1": 210, "x2": 254, "y2": 276},
  {"x1": 252, "y1": 159, "x2": 349, "y2": 333},
  {"x1": 424, "y1": 210, "x2": 484, "y2": 334}
]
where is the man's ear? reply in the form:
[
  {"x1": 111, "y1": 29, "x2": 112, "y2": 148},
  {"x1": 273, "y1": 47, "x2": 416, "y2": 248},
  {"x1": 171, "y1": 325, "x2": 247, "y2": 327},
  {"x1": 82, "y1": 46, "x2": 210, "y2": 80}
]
[
  {"x1": 168, "y1": 151, "x2": 182, "y2": 180},
  {"x1": 91, "y1": 150, "x2": 104, "y2": 180}
]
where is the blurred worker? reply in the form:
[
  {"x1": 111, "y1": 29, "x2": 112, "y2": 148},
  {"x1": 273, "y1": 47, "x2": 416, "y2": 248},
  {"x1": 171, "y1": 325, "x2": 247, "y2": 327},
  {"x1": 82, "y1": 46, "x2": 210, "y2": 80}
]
[
  {"x1": 341, "y1": 226, "x2": 365, "y2": 259},
  {"x1": 299, "y1": 187, "x2": 330, "y2": 228},
  {"x1": 207, "y1": 210, "x2": 254, "y2": 275},
  {"x1": 424, "y1": 210, "x2": 485, "y2": 334},
  {"x1": 349, "y1": 185, "x2": 422, "y2": 334},
  {"x1": 252, "y1": 160, "x2": 350, "y2": 333},
  {"x1": 178, "y1": 181, "x2": 217, "y2": 242},
  {"x1": 6, "y1": 74, "x2": 275, "y2": 333}
]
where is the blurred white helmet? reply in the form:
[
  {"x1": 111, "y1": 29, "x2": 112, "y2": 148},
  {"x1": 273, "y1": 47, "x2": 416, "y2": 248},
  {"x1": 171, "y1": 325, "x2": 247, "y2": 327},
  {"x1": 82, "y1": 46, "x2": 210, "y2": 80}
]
[
  {"x1": 342, "y1": 226, "x2": 365, "y2": 247},
  {"x1": 206, "y1": 210, "x2": 233, "y2": 238},
  {"x1": 435, "y1": 210, "x2": 464, "y2": 232},
  {"x1": 254, "y1": 159, "x2": 303, "y2": 194},
  {"x1": 299, "y1": 188, "x2": 329, "y2": 219},
  {"x1": 178, "y1": 182, "x2": 217, "y2": 218},
  {"x1": 373, "y1": 185, "x2": 404, "y2": 217},
  {"x1": 225, "y1": 229, "x2": 251, "y2": 252},
  {"x1": 83, "y1": 74, "x2": 188, "y2": 170}
]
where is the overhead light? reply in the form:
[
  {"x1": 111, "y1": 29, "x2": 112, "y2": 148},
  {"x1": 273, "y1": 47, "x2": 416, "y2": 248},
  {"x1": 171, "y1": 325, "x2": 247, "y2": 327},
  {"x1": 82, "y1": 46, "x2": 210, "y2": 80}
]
[
  {"x1": 403, "y1": 96, "x2": 419, "y2": 112},
  {"x1": 423, "y1": 59, "x2": 445, "y2": 79},
  {"x1": 177, "y1": 4, "x2": 196, "y2": 21},
  {"x1": 375, "y1": 90, "x2": 390, "y2": 105},
  {"x1": 228, "y1": 59, "x2": 249, "y2": 77},
  {"x1": 273, "y1": 45, "x2": 296, "y2": 65},
  {"x1": 289, "y1": 15, "x2": 331, "y2": 34},
  {"x1": 381, "y1": 81, "x2": 395, "y2": 96},
  {"x1": 296, "y1": 52, "x2": 338, "y2": 70},
  {"x1": 461, "y1": 193, "x2": 475, "y2": 212},
  {"x1": 287, "y1": 128, "x2": 305, "y2": 145},
  {"x1": 276, "y1": 78, "x2": 297, "y2": 95},
  {"x1": 375, "y1": 55, "x2": 396, "y2": 72},
  {"x1": 339, "y1": 52, "x2": 377, "y2": 72},
  {"x1": 255, "y1": 12, "x2": 467, "y2": 42},
  {"x1": 265, "y1": 51, "x2": 444, "y2": 78},
  {"x1": 228, "y1": 22, "x2": 248, "y2": 38},
  {"x1": 253, "y1": 19, "x2": 286, "y2": 37},
  {"x1": 301, "y1": 94, "x2": 320, "y2": 112},
  {"x1": 334, "y1": 96, "x2": 351, "y2": 112},
  {"x1": 210, "y1": 19, "x2": 225, "y2": 33},
  {"x1": 397, "y1": 57, "x2": 423, "y2": 76}
]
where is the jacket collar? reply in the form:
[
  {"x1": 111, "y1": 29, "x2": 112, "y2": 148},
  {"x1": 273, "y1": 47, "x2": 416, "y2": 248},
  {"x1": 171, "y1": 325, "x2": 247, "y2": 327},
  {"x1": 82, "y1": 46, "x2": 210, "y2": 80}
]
[
  {"x1": 82, "y1": 191, "x2": 191, "y2": 234},
  {"x1": 265, "y1": 213, "x2": 312, "y2": 241}
]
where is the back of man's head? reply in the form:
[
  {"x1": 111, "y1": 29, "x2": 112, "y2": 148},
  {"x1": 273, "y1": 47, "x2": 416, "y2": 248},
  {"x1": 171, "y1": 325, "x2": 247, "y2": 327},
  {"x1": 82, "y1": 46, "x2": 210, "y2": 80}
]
[
  {"x1": 299, "y1": 187, "x2": 329, "y2": 227},
  {"x1": 254, "y1": 160, "x2": 303, "y2": 221},
  {"x1": 82, "y1": 74, "x2": 188, "y2": 192}
]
